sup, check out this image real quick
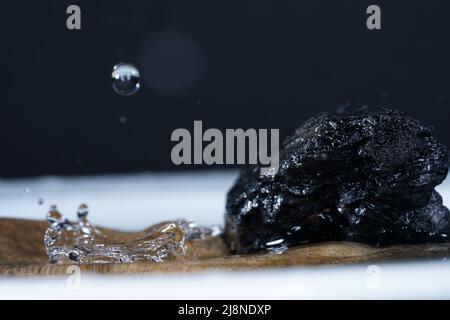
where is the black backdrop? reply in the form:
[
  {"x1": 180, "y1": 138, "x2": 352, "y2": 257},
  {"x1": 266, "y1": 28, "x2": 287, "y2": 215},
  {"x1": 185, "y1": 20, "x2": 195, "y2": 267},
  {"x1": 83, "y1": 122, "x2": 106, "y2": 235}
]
[{"x1": 1, "y1": 0, "x2": 450, "y2": 177}]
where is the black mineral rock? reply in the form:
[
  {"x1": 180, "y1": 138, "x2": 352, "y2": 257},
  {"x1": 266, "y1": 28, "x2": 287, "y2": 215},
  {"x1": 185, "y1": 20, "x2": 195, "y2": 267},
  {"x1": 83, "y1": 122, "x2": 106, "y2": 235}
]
[{"x1": 225, "y1": 104, "x2": 450, "y2": 253}]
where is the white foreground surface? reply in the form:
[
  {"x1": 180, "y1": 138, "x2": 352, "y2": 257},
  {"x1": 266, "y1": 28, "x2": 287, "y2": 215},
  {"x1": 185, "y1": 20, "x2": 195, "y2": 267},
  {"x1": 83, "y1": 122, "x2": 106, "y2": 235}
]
[{"x1": 0, "y1": 170, "x2": 449, "y2": 299}]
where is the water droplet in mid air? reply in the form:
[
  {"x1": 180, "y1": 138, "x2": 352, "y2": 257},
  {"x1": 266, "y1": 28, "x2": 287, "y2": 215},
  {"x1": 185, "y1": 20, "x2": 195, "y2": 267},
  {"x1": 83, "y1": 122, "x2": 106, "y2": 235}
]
[
  {"x1": 111, "y1": 63, "x2": 140, "y2": 96},
  {"x1": 77, "y1": 204, "x2": 89, "y2": 219},
  {"x1": 38, "y1": 198, "x2": 44, "y2": 205}
]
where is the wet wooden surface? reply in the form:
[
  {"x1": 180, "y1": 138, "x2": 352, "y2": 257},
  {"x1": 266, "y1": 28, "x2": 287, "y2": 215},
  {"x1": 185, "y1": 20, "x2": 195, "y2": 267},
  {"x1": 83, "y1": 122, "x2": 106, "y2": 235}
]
[{"x1": 1, "y1": 218, "x2": 449, "y2": 276}]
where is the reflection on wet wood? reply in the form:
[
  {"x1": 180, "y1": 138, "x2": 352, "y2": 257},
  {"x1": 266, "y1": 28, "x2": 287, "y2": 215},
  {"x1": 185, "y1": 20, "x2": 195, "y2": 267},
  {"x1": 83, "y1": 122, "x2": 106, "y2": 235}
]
[{"x1": 0, "y1": 218, "x2": 449, "y2": 276}]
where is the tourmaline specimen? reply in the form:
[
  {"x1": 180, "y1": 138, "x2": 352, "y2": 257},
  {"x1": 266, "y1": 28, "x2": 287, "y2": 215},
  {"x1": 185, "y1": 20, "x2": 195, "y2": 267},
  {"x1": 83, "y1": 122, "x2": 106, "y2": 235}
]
[{"x1": 224, "y1": 104, "x2": 450, "y2": 253}]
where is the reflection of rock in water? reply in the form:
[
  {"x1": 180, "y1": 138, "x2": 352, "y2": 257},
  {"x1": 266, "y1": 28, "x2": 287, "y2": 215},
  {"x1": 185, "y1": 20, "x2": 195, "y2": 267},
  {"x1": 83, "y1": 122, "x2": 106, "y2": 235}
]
[
  {"x1": 225, "y1": 104, "x2": 450, "y2": 253},
  {"x1": 44, "y1": 204, "x2": 221, "y2": 264}
]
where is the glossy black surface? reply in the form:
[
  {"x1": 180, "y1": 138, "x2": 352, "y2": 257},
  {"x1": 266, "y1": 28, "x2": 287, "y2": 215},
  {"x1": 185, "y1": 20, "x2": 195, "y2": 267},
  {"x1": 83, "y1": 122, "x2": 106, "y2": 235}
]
[{"x1": 225, "y1": 105, "x2": 450, "y2": 253}]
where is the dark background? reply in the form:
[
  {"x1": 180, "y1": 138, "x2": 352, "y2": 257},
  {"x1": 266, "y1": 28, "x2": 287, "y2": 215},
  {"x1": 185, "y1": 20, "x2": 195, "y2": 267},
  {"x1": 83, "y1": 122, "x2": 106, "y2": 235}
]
[{"x1": 1, "y1": 0, "x2": 449, "y2": 177}]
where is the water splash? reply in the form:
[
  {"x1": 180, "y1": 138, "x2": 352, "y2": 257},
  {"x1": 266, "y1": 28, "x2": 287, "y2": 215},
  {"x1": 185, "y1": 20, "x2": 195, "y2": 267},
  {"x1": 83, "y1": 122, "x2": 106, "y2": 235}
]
[{"x1": 44, "y1": 204, "x2": 220, "y2": 264}]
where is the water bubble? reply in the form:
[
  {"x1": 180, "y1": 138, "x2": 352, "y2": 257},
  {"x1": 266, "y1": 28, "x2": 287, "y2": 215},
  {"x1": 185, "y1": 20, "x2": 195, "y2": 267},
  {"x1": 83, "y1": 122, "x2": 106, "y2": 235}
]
[
  {"x1": 77, "y1": 204, "x2": 89, "y2": 219},
  {"x1": 112, "y1": 63, "x2": 140, "y2": 96},
  {"x1": 68, "y1": 251, "x2": 81, "y2": 262}
]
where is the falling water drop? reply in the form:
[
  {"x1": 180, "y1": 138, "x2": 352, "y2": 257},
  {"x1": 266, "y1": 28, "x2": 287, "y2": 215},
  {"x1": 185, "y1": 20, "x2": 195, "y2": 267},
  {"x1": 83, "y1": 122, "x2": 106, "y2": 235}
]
[
  {"x1": 111, "y1": 63, "x2": 140, "y2": 96},
  {"x1": 77, "y1": 204, "x2": 89, "y2": 219}
]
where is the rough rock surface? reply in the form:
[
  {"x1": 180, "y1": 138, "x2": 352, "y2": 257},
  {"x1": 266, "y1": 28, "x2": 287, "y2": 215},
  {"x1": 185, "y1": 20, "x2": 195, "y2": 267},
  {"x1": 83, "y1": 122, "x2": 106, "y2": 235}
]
[{"x1": 225, "y1": 104, "x2": 450, "y2": 253}]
